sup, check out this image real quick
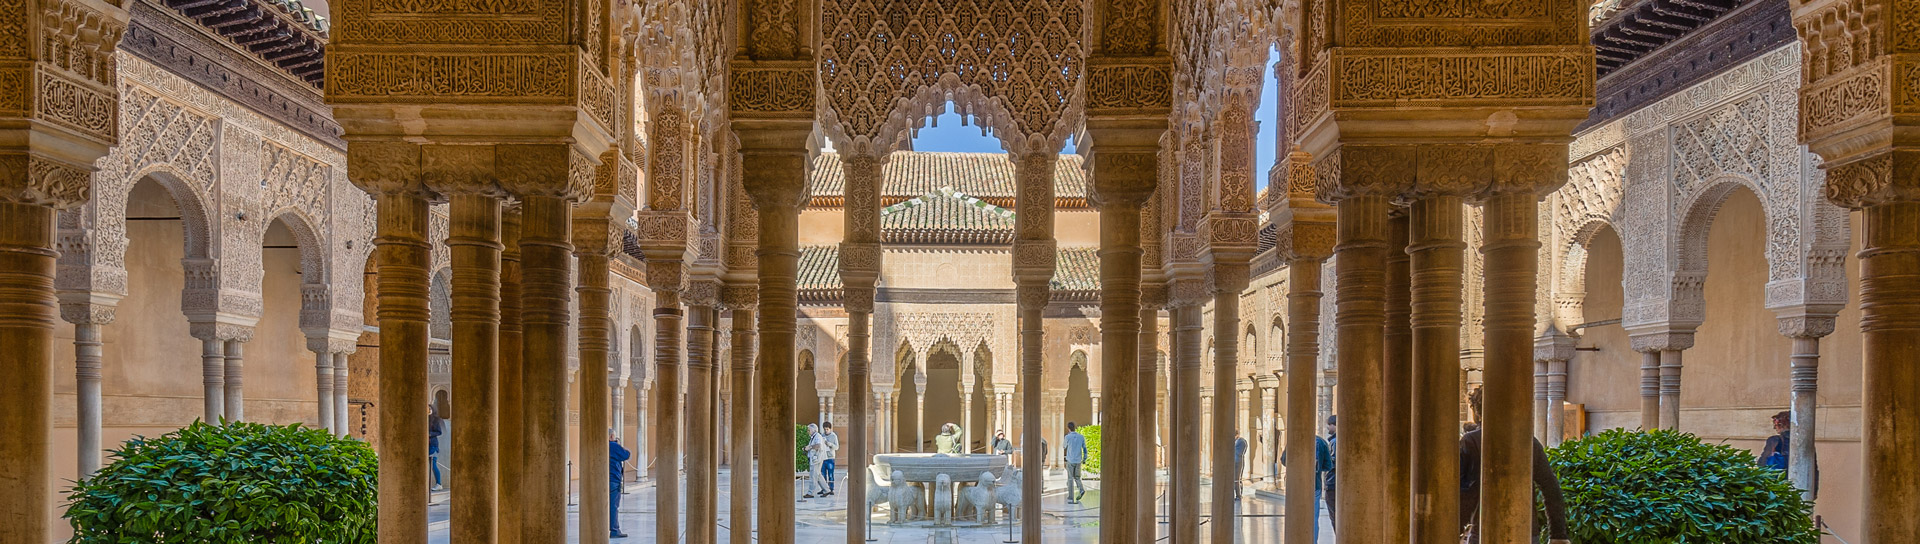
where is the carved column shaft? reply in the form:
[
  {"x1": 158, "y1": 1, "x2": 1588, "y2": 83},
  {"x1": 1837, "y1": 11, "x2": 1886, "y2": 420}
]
[
  {"x1": 1136, "y1": 290, "x2": 1161, "y2": 539},
  {"x1": 498, "y1": 207, "x2": 525, "y2": 544},
  {"x1": 1638, "y1": 350, "x2": 1659, "y2": 430},
  {"x1": 575, "y1": 218, "x2": 615, "y2": 544},
  {"x1": 372, "y1": 190, "x2": 432, "y2": 544},
  {"x1": 1169, "y1": 300, "x2": 1204, "y2": 544},
  {"x1": 839, "y1": 148, "x2": 878, "y2": 544},
  {"x1": 650, "y1": 285, "x2": 684, "y2": 544},
  {"x1": 1533, "y1": 360, "x2": 1549, "y2": 441},
  {"x1": 333, "y1": 353, "x2": 350, "y2": 436},
  {"x1": 1478, "y1": 191, "x2": 1541, "y2": 544},
  {"x1": 1333, "y1": 193, "x2": 1391, "y2": 542},
  {"x1": 1095, "y1": 190, "x2": 1146, "y2": 544},
  {"x1": 0, "y1": 201, "x2": 58, "y2": 541},
  {"x1": 1783, "y1": 318, "x2": 1827, "y2": 500},
  {"x1": 684, "y1": 298, "x2": 717, "y2": 544},
  {"x1": 729, "y1": 302, "x2": 758, "y2": 544},
  {"x1": 201, "y1": 337, "x2": 224, "y2": 421},
  {"x1": 1382, "y1": 212, "x2": 1413, "y2": 544},
  {"x1": 1858, "y1": 201, "x2": 1920, "y2": 540},
  {"x1": 1659, "y1": 350, "x2": 1683, "y2": 430},
  {"x1": 518, "y1": 194, "x2": 574, "y2": 543},
  {"x1": 1284, "y1": 257, "x2": 1326, "y2": 544},
  {"x1": 315, "y1": 349, "x2": 333, "y2": 434},
  {"x1": 449, "y1": 193, "x2": 502, "y2": 542},
  {"x1": 1209, "y1": 265, "x2": 1247, "y2": 544},
  {"x1": 1409, "y1": 196, "x2": 1464, "y2": 542},
  {"x1": 70, "y1": 311, "x2": 110, "y2": 477},
  {"x1": 224, "y1": 339, "x2": 246, "y2": 421},
  {"x1": 1017, "y1": 281, "x2": 1048, "y2": 542},
  {"x1": 744, "y1": 145, "x2": 808, "y2": 544}
]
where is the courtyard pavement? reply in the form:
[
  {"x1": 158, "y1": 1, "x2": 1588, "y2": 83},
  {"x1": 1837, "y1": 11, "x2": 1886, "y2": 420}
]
[{"x1": 426, "y1": 468, "x2": 1334, "y2": 543}]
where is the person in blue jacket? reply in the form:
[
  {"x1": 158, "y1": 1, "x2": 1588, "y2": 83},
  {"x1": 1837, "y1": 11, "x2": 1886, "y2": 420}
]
[
  {"x1": 1281, "y1": 429, "x2": 1335, "y2": 541},
  {"x1": 610, "y1": 436, "x2": 632, "y2": 538}
]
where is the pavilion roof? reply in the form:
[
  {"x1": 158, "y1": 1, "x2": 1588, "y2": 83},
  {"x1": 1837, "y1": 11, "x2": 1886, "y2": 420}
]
[
  {"x1": 807, "y1": 152, "x2": 1089, "y2": 208},
  {"x1": 795, "y1": 245, "x2": 1101, "y2": 303}
]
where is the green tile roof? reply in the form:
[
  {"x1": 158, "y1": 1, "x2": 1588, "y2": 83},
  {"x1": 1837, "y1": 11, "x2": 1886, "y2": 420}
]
[
  {"x1": 809, "y1": 151, "x2": 1087, "y2": 201},
  {"x1": 793, "y1": 245, "x2": 1102, "y2": 299},
  {"x1": 880, "y1": 187, "x2": 1016, "y2": 244}
]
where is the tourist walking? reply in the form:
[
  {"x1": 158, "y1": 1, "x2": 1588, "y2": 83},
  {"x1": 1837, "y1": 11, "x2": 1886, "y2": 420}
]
[
  {"x1": 820, "y1": 422, "x2": 841, "y2": 496},
  {"x1": 427, "y1": 403, "x2": 444, "y2": 491},
  {"x1": 610, "y1": 435, "x2": 631, "y2": 538},
  {"x1": 1459, "y1": 389, "x2": 1570, "y2": 544},
  {"x1": 1280, "y1": 430, "x2": 1334, "y2": 542},
  {"x1": 1323, "y1": 415, "x2": 1336, "y2": 522},
  {"x1": 1233, "y1": 429, "x2": 1248, "y2": 500},
  {"x1": 1064, "y1": 422, "x2": 1087, "y2": 504},
  {"x1": 804, "y1": 423, "x2": 829, "y2": 499},
  {"x1": 1760, "y1": 410, "x2": 1791, "y2": 471}
]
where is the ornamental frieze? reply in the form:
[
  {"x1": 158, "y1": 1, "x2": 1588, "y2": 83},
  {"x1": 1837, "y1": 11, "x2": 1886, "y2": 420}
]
[
  {"x1": 1798, "y1": 60, "x2": 1889, "y2": 140},
  {"x1": 1085, "y1": 63, "x2": 1172, "y2": 111},
  {"x1": 1331, "y1": 50, "x2": 1593, "y2": 105},
  {"x1": 334, "y1": 0, "x2": 564, "y2": 44}
]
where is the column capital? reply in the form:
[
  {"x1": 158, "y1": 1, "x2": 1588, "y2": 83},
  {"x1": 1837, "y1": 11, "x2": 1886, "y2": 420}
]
[
  {"x1": 1533, "y1": 325, "x2": 1578, "y2": 364},
  {"x1": 1206, "y1": 262, "x2": 1250, "y2": 295},
  {"x1": 685, "y1": 279, "x2": 721, "y2": 307},
  {"x1": 1140, "y1": 282, "x2": 1169, "y2": 309},
  {"x1": 720, "y1": 284, "x2": 759, "y2": 310},
  {"x1": 307, "y1": 335, "x2": 360, "y2": 355},
  {"x1": 1628, "y1": 330, "x2": 1695, "y2": 353},
  {"x1": 1776, "y1": 314, "x2": 1839, "y2": 340},
  {"x1": 1168, "y1": 277, "x2": 1210, "y2": 309},
  {"x1": 1012, "y1": 239, "x2": 1057, "y2": 282},
  {"x1": 571, "y1": 205, "x2": 627, "y2": 258},
  {"x1": 1087, "y1": 152, "x2": 1159, "y2": 210},
  {"x1": 1016, "y1": 282, "x2": 1052, "y2": 311},
  {"x1": 347, "y1": 141, "x2": 435, "y2": 199},
  {"x1": 190, "y1": 322, "x2": 255, "y2": 343},
  {"x1": 55, "y1": 292, "x2": 121, "y2": 325},
  {"x1": 844, "y1": 287, "x2": 877, "y2": 314},
  {"x1": 647, "y1": 261, "x2": 688, "y2": 295},
  {"x1": 838, "y1": 241, "x2": 882, "y2": 282},
  {"x1": 1276, "y1": 220, "x2": 1337, "y2": 262}
]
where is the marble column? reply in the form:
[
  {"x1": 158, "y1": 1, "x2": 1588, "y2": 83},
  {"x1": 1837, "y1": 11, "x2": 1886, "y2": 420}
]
[
  {"x1": 1856, "y1": 200, "x2": 1920, "y2": 540},
  {"x1": 1659, "y1": 349, "x2": 1684, "y2": 430},
  {"x1": 497, "y1": 206, "x2": 525, "y2": 544},
  {"x1": 741, "y1": 139, "x2": 809, "y2": 544},
  {"x1": 647, "y1": 266, "x2": 685, "y2": 544},
  {"x1": 1535, "y1": 328, "x2": 1576, "y2": 448},
  {"x1": 519, "y1": 190, "x2": 578, "y2": 543},
  {"x1": 199, "y1": 336, "x2": 224, "y2": 421},
  {"x1": 224, "y1": 337, "x2": 248, "y2": 421},
  {"x1": 725, "y1": 289, "x2": 759, "y2": 544},
  {"x1": 448, "y1": 192, "x2": 503, "y2": 543},
  {"x1": 1017, "y1": 281, "x2": 1049, "y2": 542},
  {"x1": 1169, "y1": 294, "x2": 1203, "y2": 544},
  {"x1": 62, "y1": 302, "x2": 114, "y2": 477},
  {"x1": 914, "y1": 375, "x2": 928, "y2": 452},
  {"x1": 1090, "y1": 164, "x2": 1151, "y2": 544},
  {"x1": 683, "y1": 288, "x2": 717, "y2": 544},
  {"x1": 367, "y1": 173, "x2": 434, "y2": 544},
  {"x1": 0, "y1": 193, "x2": 68, "y2": 541},
  {"x1": 314, "y1": 348, "x2": 334, "y2": 433},
  {"x1": 333, "y1": 353, "x2": 350, "y2": 435},
  {"x1": 1479, "y1": 190, "x2": 1543, "y2": 543},
  {"x1": 1382, "y1": 212, "x2": 1413, "y2": 544},
  {"x1": 575, "y1": 209, "x2": 619, "y2": 544},
  {"x1": 1209, "y1": 262, "x2": 1247, "y2": 544},
  {"x1": 1779, "y1": 313, "x2": 1834, "y2": 500},
  {"x1": 1408, "y1": 195, "x2": 1465, "y2": 543},
  {"x1": 1636, "y1": 349, "x2": 1659, "y2": 430},
  {"x1": 842, "y1": 287, "x2": 872, "y2": 541},
  {"x1": 1332, "y1": 193, "x2": 1390, "y2": 543},
  {"x1": 1533, "y1": 360, "x2": 1549, "y2": 442},
  {"x1": 1137, "y1": 287, "x2": 1163, "y2": 539}
]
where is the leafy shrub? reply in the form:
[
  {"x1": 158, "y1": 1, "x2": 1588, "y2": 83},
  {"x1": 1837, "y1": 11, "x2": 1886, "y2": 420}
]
[
  {"x1": 795, "y1": 424, "x2": 811, "y2": 472},
  {"x1": 1079, "y1": 425, "x2": 1103, "y2": 474},
  {"x1": 1546, "y1": 428, "x2": 1818, "y2": 544},
  {"x1": 65, "y1": 421, "x2": 377, "y2": 543}
]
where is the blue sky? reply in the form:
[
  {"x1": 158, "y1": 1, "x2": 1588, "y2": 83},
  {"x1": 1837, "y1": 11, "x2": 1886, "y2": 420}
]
[{"x1": 906, "y1": 48, "x2": 1284, "y2": 193}]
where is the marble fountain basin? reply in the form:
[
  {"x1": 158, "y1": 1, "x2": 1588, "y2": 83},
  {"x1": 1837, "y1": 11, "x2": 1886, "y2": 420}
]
[{"x1": 873, "y1": 453, "x2": 1009, "y2": 482}]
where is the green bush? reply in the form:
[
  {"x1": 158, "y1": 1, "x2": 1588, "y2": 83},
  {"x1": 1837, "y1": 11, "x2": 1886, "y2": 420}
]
[
  {"x1": 1079, "y1": 425, "x2": 1103, "y2": 474},
  {"x1": 1546, "y1": 428, "x2": 1819, "y2": 544},
  {"x1": 795, "y1": 424, "x2": 810, "y2": 472},
  {"x1": 65, "y1": 421, "x2": 377, "y2": 543}
]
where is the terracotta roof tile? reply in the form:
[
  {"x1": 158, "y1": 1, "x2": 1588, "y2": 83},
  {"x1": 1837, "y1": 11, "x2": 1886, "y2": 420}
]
[
  {"x1": 879, "y1": 188, "x2": 1017, "y2": 244},
  {"x1": 810, "y1": 151, "x2": 1087, "y2": 202},
  {"x1": 1050, "y1": 247, "x2": 1100, "y2": 292},
  {"x1": 792, "y1": 245, "x2": 1104, "y2": 300},
  {"x1": 798, "y1": 246, "x2": 841, "y2": 293}
]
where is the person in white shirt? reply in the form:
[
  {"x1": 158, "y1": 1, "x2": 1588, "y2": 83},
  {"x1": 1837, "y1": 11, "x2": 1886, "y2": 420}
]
[{"x1": 804, "y1": 424, "x2": 828, "y2": 499}]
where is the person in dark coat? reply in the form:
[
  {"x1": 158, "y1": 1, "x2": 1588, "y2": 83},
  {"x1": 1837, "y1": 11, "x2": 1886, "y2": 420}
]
[
  {"x1": 610, "y1": 436, "x2": 632, "y2": 538},
  {"x1": 1459, "y1": 388, "x2": 1570, "y2": 544},
  {"x1": 1281, "y1": 430, "x2": 1335, "y2": 541},
  {"x1": 428, "y1": 403, "x2": 444, "y2": 491},
  {"x1": 1323, "y1": 415, "x2": 1337, "y2": 522}
]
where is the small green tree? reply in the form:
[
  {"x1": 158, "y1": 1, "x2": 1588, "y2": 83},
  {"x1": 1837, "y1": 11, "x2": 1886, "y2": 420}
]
[
  {"x1": 65, "y1": 421, "x2": 377, "y2": 543},
  {"x1": 795, "y1": 424, "x2": 811, "y2": 472},
  {"x1": 1079, "y1": 425, "x2": 1103, "y2": 474},
  {"x1": 1547, "y1": 428, "x2": 1819, "y2": 544}
]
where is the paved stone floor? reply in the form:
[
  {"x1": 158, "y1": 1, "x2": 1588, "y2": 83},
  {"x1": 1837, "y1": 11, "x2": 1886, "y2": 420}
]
[{"x1": 427, "y1": 468, "x2": 1332, "y2": 543}]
